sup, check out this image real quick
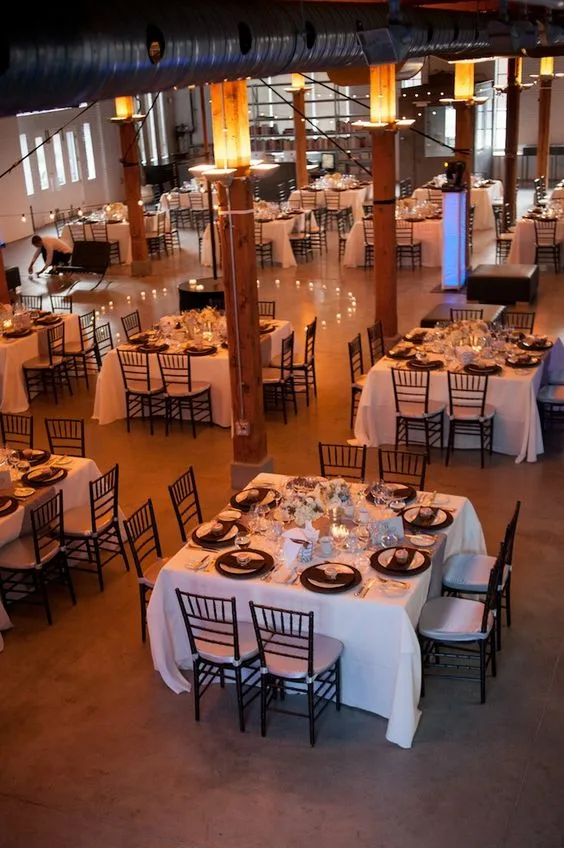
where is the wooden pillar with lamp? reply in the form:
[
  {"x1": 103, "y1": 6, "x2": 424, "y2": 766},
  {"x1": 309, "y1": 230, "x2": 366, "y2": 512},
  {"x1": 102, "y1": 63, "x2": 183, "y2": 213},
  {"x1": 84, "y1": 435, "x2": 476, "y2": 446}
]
[
  {"x1": 209, "y1": 80, "x2": 272, "y2": 487},
  {"x1": 503, "y1": 58, "x2": 523, "y2": 225},
  {"x1": 452, "y1": 62, "x2": 477, "y2": 271},
  {"x1": 290, "y1": 74, "x2": 309, "y2": 190},
  {"x1": 111, "y1": 97, "x2": 151, "y2": 276},
  {"x1": 536, "y1": 58, "x2": 554, "y2": 184}
]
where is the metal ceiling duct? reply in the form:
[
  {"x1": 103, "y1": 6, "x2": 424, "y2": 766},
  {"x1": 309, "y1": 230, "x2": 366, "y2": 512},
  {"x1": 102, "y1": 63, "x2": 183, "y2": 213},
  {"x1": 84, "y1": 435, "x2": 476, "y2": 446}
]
[{"x1": 2, "y1": 1, "x2": 564, "y2": 117}]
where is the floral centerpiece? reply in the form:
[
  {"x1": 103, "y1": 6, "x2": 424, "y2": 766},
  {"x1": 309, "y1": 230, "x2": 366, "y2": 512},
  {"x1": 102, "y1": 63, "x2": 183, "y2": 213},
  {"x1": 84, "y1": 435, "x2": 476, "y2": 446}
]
[
  {"x1": 320, "y1": 478, "x2": 352, "y2": 508},
  {"x1": 284, "y1": 492, "x2": 325, "y2": 527}
]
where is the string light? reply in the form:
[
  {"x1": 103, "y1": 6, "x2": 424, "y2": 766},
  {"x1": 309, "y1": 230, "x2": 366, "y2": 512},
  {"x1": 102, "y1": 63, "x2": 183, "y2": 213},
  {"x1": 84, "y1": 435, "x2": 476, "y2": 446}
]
[
  {"x1": 21, "y1": 213, "x2": 26, "y2": 222},
  {"x1": 77, "y1": 207, "x2": 83, "y2": 216},
  {"x1": 49, "y1": 210, "x2": 54, "y2": 220},
  {"x1": 138, "y1": 199, "x2": 144, "y2": 206}
]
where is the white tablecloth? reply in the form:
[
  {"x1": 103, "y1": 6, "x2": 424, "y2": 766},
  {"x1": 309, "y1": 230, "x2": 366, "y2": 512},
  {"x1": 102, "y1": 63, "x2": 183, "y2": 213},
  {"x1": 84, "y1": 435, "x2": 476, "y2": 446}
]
[
  {"x1": 289, "y1": 187, "x2": 368, "y2": 222},
  {"x1": 343, "y1": 219, "x2": 443, "y2": 268},
  {"x1": 62, "y1": 222, "x2": 132, "y2": 265},
  {"x1": 0, "y1": 314, "x2": 80, "y2": 414},
  {"x1": 413, "y1": 181, "x2": 502, "y2": 231},
  {"x1": 92, "y1": 320, "x2": 294, "y2": 428},
  {"x1": 507, "y1": 217, "x2": 564, "y2": 264},
  {"x1": 146, "y1": 472, "x2": 486, "y2": 749},
  {"x1": 201, "y1": 215, "x2": 306, "y2": 270},
  {"x1": 0, "y1": 455, "x2": 103, "y2": 646},
  {"x1": 354, "y1": 337, "x2": 564, "y2": 463},
  {"x1": 550, "y1": 186, "x2": 564, "y2": 201}
]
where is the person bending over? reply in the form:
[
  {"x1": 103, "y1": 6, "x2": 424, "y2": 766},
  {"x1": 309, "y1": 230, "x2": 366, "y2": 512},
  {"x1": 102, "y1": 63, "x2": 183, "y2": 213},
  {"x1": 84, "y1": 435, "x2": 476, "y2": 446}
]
[{"x1": 28, "y1": 234, "x2": 72, "y2": 276}]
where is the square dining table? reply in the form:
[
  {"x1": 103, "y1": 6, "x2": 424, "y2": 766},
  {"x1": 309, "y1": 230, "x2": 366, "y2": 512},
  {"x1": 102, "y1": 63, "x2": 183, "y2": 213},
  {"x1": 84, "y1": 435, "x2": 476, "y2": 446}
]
[
  {"x1": 93, "y1": 319, "x2": 294, "y2": 428},
  {"x1": 354, "y1": 332, "x2": 564, "y2": 463},
  {"x1": 146, "y1": 472, "x2": 486, "y2": 749},
  {"x1": 0, "y1": 313, "x2": 80, "y2": 413}
]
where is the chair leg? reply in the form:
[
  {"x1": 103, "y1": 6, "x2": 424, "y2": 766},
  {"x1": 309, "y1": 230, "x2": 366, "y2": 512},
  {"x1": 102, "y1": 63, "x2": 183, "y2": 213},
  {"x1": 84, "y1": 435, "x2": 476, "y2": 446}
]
[
  {"x1": 479, "y1": 640, "x2": 487, "y2": 703},
  {"x1": 36, "y1": 569, "x2": 53, "y2": 625},
  {"x1": 335, "y1": 657, "x2": 341, "y2": 710},
  {"x1": 94, "y1": 541, "x2": 105, "y2": 592},
  {"x1": 307, "y1": 681, "x2": 316, "y2": 747},
  {"x1": 62, "y1": 556, "x2": 76, "y2": 605},
  {"x1": 235, "y1": 668, "x2": 246, "y2": 733},
  {"x1": 260, "y1": 674, "x2": 268, "y2": 737},
  {"x1": 505, "y1": 576, "x2": 512, "y2": 627},
  {"x1": 193, "y1": 661, "x2": 201, "y2": 721}
]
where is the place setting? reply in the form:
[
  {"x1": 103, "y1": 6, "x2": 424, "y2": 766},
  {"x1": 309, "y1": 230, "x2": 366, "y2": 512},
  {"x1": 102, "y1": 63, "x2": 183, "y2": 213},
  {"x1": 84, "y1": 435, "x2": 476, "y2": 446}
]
[
  {"x1": 0, "y1": 494, "x2": 20, "y2": 517},
  {"x1": 369, "y1": 544, "x2": 431, "y2": 578},
  {"x1": 14, "y1": 448, "x2": 50, "y2": 466},
  {"x1": 21, "y1": 465, "x2": 68, "y2": 488},
  {"x1": 517, "y1": 335, "x2": 553, "y2": 352},
  {"x1": 214, "y1": 544, "x2": 274, "y2": 580},
  {"x1": 406, "y1": 352, "x2": 444, "y2": 371},
  {"x1": 190, "y1": 518, "x2": 247, "y2": 550},
  {"x1": 401, "y1": 503, "x2": 454, "y2": 531},
  {"x1": 504, "y1": 351, "x2": 542, "y2": 369},
  {"x1": 230, "y1": 486, "x2": 280, "y2": 512},
  {"x1": 299, "y1": 562, "x2": 362, "y2": 594}
]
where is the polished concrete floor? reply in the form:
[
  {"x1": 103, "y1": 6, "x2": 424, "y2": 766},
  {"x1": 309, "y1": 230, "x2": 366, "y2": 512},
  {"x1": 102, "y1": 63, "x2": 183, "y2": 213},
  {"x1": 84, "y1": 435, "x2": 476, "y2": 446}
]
[{"x1": 1, "y1": 197, "x2": 564, "y2": 848}]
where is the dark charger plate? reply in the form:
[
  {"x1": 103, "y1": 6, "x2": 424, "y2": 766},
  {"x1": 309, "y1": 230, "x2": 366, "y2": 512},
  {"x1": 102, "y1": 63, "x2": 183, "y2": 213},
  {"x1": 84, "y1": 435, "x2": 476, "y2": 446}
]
[
  {"x1": 0, "y1": 496, "x2": 20, "y2": 517},
  {"x1": 401, "y1": 506, "x2": 453, "y2": 531},
  {"x1": 365, "y1": 483, "x2": 416, "y2": 504},
  {"x1": 22, "y1": 467, "x2": 68, "y2": 487},
  {"x1": 407, "y1": 359, "x2": 443, "y2": 371},
  {"x1": 464, "y1": 363, "x2": 502, "y2": 376},
  {"x1": 370, "y1": 546, "x2": 431, "y2": 578},
  {"x1": 191, "y1": 520, "x2": 246, "y2": 548},
  {"x1": 300, "y1": 562, "x2": 361, "y2": 594},
  {"x1": 215, "y1": 549, "x2": 273, "y2": 579}
]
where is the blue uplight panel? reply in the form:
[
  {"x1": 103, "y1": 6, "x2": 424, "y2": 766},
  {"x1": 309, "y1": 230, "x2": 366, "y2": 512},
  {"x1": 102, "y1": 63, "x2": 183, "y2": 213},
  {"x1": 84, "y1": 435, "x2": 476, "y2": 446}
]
[{"x1": 442, "y1": 191, "x2": 467, "y2": 290}]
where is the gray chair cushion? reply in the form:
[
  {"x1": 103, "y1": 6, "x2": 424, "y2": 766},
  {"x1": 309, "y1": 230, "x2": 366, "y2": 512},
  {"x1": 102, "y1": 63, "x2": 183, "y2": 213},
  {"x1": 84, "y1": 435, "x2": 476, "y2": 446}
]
[
  {"x1": 195, "y1": 620, "x2": 258, "y2": 665},
  {"x1": 262, "y1": 633, "x2": 343, "y2": 680},
  {"x1": 418, "y1": 596, "x2": 493, "y2": 642}
]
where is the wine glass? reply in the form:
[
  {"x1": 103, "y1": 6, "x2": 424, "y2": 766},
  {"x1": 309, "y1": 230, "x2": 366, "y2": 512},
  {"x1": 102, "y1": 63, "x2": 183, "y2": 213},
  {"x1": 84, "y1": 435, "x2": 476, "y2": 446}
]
[{"x1": 234, "y1": 531, "x2": 251, "y2": 552}]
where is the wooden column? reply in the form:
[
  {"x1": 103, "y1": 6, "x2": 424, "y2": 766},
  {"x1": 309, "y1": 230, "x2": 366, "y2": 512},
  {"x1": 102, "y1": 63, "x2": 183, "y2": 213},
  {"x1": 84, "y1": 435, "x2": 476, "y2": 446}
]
[
  {"x1": 537, "y1": 77, "x2": 552, "y2": 182},
  {"x1": 371, "y1": 130, "x2": 397, "y2": 338},
  {"x1": 199, "y1": 85, "x2": 211, "y2": 161},
  {"x1": 118, "y1": 121, "x2": 151, "y2": 276},
  {"x1": 504, "y1": 59, "x2": 521, "y2": 225},
  {"x1": 210, "y1": 80, "x2": 271, "y2": 487},
  {"x1": 454, "y1": 102, "x2": 475, "y2": 269},
  {"x1": 0, "y1": 249, "x2": 9, "y2": 303},
  {"x1": 293, "y1": 88, "x2": 309, "y2": 190}
]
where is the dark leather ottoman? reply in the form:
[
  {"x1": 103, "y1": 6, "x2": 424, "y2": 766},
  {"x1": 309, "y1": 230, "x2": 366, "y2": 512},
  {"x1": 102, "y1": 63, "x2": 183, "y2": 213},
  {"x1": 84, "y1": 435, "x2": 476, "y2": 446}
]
[
  {"x1": 466, "y1": 264, "x2": 539, "y2": 305},
  {"x1": 420, "y1": 303, "x2": 506, "y2": 328}
]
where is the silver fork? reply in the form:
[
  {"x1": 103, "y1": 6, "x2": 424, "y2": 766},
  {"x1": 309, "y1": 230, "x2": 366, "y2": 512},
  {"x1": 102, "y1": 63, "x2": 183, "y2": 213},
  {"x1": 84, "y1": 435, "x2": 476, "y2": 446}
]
[{"x1": 354, "y1": 578, "x2": 375, "y2": 598}]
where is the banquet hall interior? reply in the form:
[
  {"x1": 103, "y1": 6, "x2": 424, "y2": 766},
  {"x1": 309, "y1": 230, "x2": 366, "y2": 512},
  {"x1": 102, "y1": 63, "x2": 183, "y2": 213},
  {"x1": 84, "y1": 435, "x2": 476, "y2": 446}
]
[{"x1": 2, "y1": 3, "x2": 564, "y2": 847}]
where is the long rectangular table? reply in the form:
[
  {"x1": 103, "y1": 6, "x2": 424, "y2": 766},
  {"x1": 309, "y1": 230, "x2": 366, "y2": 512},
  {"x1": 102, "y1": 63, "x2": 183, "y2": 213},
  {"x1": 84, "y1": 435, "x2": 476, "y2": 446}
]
[
  {"x1": 289, "y1": 187, "x2": 369, "y2": 222},
  {"x1": 354, "y1": 334, "x2": 564, "y2": 463},
  {"x1": 201, "y1": 214, "x2": 306, "y2": 270},
  {"x1": 93, "y1": 319, "x2": 294, "y2": 428},
  {"x1": 0, "y1": 314, "x2": 80, "y2": 413},
  {"x1": 412, "y1": 181, "x2": 503, "y2": 230},
  {"x1": 507, "y1": 217, "x2": 564, "y2": 265},
  {"x1": 147, "y1": 472, "x2": 486, "y2": 749}
]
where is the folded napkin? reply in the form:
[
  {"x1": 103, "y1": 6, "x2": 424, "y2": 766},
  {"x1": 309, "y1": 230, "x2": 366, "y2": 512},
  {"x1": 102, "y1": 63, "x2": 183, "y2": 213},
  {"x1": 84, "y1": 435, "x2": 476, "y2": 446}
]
[
  {"x1": 282, "y1": 522, "x2": 319, "y2": 565},
  {"x1": 387, "y1": 547, "x2": 416, "y2": 570}
]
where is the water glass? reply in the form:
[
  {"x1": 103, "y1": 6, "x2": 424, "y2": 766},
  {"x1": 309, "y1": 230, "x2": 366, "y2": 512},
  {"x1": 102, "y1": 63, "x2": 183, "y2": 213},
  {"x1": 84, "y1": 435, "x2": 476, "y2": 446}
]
[{"x1": 235, "y1": 532, "x2": 251, "y2": 552}]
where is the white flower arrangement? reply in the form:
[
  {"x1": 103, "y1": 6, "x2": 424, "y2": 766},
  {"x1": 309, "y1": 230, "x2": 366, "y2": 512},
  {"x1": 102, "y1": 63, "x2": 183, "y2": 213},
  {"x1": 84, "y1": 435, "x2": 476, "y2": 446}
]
[
  {"x1": 320, "y1": 477, "x2": 352, "y2": 507},
  {"x1": 285, "y1": 493, "x2": 325, "y2": 527}
]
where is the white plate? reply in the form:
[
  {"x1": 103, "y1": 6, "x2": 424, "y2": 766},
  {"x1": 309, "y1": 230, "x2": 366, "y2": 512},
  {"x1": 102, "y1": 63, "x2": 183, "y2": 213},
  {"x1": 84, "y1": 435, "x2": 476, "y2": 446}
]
[
  {"x1": 195, "y1": 522, "x2": 238, "y2": 541},
  {"x1": 377, "y1": 548, "x2": 426, "y2": 570},
  {"x1": 404, "y1": 507, "x2": 447, "y2": 527},
  {"x1": 406, "y1": 534, "x2": 435, "y2": 548},
  {"x1": 14, "y1": 487, "x2": 34, "y2": 498},
  {"x1": 217, "y1": 509, "x2": 242, "y2": 521}
]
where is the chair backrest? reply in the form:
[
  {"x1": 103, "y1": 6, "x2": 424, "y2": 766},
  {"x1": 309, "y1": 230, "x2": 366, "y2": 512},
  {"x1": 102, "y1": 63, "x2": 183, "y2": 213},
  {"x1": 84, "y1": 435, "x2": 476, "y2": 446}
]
[
  {"x1": 190, "y1": 192, "x2": 204, "y2": 211},
  {"x1": 304, "y1": 317, "x2": 317, "y2": 364},
  {"x1": 69, "y1": 223, "x2": 86, "y2": 242},
  {"x1": 121, "y1": 310, "x2": 141, "y2": 340},
  {"x1": 157, "y1": 211, "x2": 167, "y2": 236},
  {"x1": 336, "y1": 209, "x2": 349, "y2": 237},
  {"x1": 318, "y1": 442, "x2": 367, "y2": 481},
  {"x1": 391, "y1": 367, "x2": 431, "y2": 413},
  {"x1": 278, "y1": 332, "x2": 295, "y2": 379},
  {"x1": 534, "y1": 218, "x2": 558, "y2": 245},
  {"x1": 427, "y1": 188, "x2": 443, "y2": 204},
  {"x1": 30, "y1": 490, "x2": 64, "y2": 566},
  {"x1": 176, "y1": 590, "x2": 244, "y2": 663},
  {"x1": 0, "y1": 412, "x2": 34, "y2": 449},
  {"x1": 348, "y1": 333, "x2": 364, "y2": 383},
  {"x1": 502, "y1": 311, "x2": 535, "y2": 333},
  {"x1": 481, "y1": 542, "x2": 505, "y2": 633},
  {"x1": 362, "y1": 217, "x2": 374, "y2": 245},
  {"x1": 168, "y1": 466, "x2": 203, "y2": 543},
  {"x1": 124, "y1": 498, "x2": 163, "y2": 581},
  {"x1": 377, "y1": 445, "x2": 427, "y2": 489},
  {"x1": 450, "y1": 308, "x2": 484, "y2": 322},
  {"x1": 254, "y1": 222, "x2": 264, "y2": 244},
  {"x1": 367, "y1": 320, "x2": 385, "y2": 366},
  {"x1": 258, "y1": 300, "x2": 276, "y2": 319},
  {"x1": 157, "y1": 351, "x2": 193, "y2": 393},
  {"x1": 325, "y1": 191, "x2": 341, "y2": 211},
  {"x1": 78, "y1": 310, "x2": 96, "y2": 350},
  {"x1": 90, "y1": 222, "x2": 109, "y2": 242},
  {"x1": 95, "y1": 322, "x2": 114, "y2": 361},
  {"x1": 117, "y1": 348, "x2": 158, "y2": 392},
  {"x1": 18, "y1": 294, "x2": 43, "y2": 311},
  {"x1": 89, "y1": 464, "x2": 119, "y2": 532},
  {"x1": 492, "y1": 204, "x2": 504, "y2": 238},
  {"x1": 447, "y1": 371, "x2": 489, "y2": 417},
  {"x1": 395, "y1": 220, "x2": 414, "y2": 245},
  {"x1": 47, "y1": 322, "x2": 65, "y2": 364},
  {"x1": 44, "y1": 417, "x2": 85, "y2": 457},
  {"x1": 503, "y1": 500, "x2": 521, "y2": 565},
  {"x1": 50, "y1": 294, "x2": 73, "y2": 313},
  {"x1": 399, "y1": 178, "x2": 413, "y2": 198},
  {"x1": 249, "y1": 601, "x2": 314, "y2": 679},
  {"x1": 314, "y1": 206, "x2": 328, "y2": 230},
  {"x1": 299, "y1": 190, "x2": 319, "y2": 210}
]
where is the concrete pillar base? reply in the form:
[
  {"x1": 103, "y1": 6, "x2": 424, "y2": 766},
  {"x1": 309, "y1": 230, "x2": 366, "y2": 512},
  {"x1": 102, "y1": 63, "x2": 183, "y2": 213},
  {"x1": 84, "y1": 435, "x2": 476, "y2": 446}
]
[
  {"x1": 230, "y1": 456, "x2": 274, "y2": 490},
  {"x1": 131, "y1": 259, "x2": 152, "y2": 277}
]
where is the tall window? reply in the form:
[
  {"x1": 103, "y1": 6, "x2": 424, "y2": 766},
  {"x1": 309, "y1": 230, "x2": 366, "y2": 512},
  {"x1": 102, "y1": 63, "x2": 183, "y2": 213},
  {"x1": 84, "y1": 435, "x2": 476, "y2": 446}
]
[
  {"x1": 424, "y1": 106, "x2": 456, "y2": 156},
  {"x1": 52, "y1": 132, "x2": 66, "y2": 186},
  {"x1": 35, "y1": 136, "x2": 50, "y2": 190},
  {"x1": 401, "y1": 71, "x2": 423, "y2": 89},
  {"x1": 493, "y1": 59, "x2": 508, "y2": 155},
  {"x1": 18, "y1": 133, "x2": 35, "y2": 196},
  {"x1": 144, "y1": 95, "x2": 159, "y2": 165},
  {"x1": 82, "y1": 122, "x2": 96, "y2": 179},
  {"x1": 66, "y1": 131, "x2": 80, "y2": 182},
  {"x1": 156, "y1": 95, "x2": 169, "y2": 161}
]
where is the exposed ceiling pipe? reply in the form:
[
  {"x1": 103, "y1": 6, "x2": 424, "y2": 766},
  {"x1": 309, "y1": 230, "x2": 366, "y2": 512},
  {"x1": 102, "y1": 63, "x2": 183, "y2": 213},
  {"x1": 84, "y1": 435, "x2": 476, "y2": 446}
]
[{"x1": 2, "y1": 1, "x2": 564, "y2": 117}]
